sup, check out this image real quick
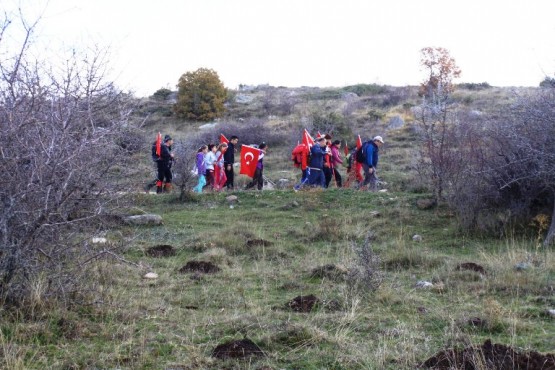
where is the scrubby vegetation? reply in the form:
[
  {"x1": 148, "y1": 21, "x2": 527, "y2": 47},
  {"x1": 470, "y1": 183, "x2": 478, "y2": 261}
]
[
  {"x1": 3, "y1": 76, "x2": 554, "y2": 368},
  {"x1": 1, "y1": 11, "x2": 554, "y2": 370}
]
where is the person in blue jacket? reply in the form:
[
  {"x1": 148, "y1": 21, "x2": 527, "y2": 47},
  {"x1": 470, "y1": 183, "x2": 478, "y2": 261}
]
[
  {"x1": 306, "y1": 136, "x2": 328, "y2": 188},
  {"x1": 361, "y1": 135, "x2": 384, "y2": 191}
]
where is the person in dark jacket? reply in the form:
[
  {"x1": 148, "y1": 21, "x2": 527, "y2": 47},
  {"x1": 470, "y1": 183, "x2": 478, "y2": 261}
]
[
  {"x1": 223, "y1": 135, "x2": 238, "y2": 190},
  {"x1": 156, "y1": 135, "x2": 175, "y2": 193},
  {"x1": 361, "y1": 135, "x2": 384, "y2": 191},
  {"x1": 306, "y1": 136, "x2": 327, "y2": 188},
  {"x1": 144, "y1": 140, "x2": 161, "y2": 193},
  {"x1": 323, "y1": 134, "x2": 333, "y2": 188}
]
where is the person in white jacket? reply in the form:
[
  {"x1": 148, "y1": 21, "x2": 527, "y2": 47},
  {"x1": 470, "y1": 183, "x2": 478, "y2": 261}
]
[{"x1": 204, "y1": 144, "x2": 217, "y2": 189}]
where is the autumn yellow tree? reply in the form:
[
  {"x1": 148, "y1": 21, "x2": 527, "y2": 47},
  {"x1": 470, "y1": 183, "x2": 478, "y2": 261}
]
[
  {"x1": 175, "y1": 68, "x2": 227, "y2": 121},
  {"x1": 419, "y1": 47, "x2": 461, "y2": 102}
]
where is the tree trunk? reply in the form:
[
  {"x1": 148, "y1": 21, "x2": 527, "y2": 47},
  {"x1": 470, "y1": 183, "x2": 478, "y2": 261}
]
[{"x1": 544, "y1": 194, "x2": 555, "y2": 246}]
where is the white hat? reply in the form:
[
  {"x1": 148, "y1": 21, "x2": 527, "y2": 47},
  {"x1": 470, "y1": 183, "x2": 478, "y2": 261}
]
[{"x1": 373, "y1": 135, "x2": 384, "y2": 143}]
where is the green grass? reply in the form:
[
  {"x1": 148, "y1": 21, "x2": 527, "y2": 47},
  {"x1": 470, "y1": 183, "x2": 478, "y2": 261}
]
[
  {"x1": 2, "y1": 187, "x2": 553, "y2": 369},
  {"x1": 2, "y1": 86, "x2": 554, "y2": 369}
]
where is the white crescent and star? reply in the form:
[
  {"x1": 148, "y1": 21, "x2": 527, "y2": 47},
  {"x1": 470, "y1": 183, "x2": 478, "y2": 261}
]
[{"x1": 244, "y1": 152, "x2": 254, "y2": 165}]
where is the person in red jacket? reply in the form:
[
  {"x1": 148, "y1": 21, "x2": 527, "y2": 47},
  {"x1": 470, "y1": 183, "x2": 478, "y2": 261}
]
[{"x1": 292, "y1": 143, "x2": 310, "y2": 189}]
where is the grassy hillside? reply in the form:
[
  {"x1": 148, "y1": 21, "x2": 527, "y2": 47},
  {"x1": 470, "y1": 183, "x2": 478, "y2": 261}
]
[{"x1": 2, "y1": 84, "x2": 554, "y2": 369}]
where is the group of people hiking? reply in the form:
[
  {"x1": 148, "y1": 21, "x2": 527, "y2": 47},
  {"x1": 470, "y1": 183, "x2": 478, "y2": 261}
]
[
  {"x1": 192, "y1": 136, "x2": 241, "y2": 193},
  {"x1": 145, "y1": 131, "x2": 383, "y2": 194},
  {"x1": 292, "y1": 133, "x2": 384, "y2": 191}
]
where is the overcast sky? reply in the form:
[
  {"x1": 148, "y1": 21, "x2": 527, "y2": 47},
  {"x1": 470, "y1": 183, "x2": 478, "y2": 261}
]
[{"x1": 5, "y1": 0, "x2": 555, "y2": 96}]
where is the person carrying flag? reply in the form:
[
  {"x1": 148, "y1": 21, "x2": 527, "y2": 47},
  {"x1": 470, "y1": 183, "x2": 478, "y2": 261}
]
[
  {"x1": 156, "y1": 135, "x2": 174, "y2": 193},
  {"x1": 245, "y1": 143, "x2": 267, "y2": 190},
  {"x1": 323, "y1": 134, "x2": 333, "y2": 188},
  {"x1": 344, "y1": 135, "x2": 364, "y2": 188},
  {"x1": 330, "y1": 140, "x2": 343, "y2": 187},
  {"x1": 144, "y1": 134, "x2": 162, "y2": 193},
  {"x1": 214, "y1": 142, "x2": 228, "y2": 191},
  {"x1": 306, "y1": 136, "x2": 327, "y2": 188}
]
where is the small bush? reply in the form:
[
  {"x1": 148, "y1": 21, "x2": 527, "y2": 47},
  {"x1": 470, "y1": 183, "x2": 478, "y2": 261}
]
[
  {"x1": 539, "y1": 76, "x2": 555, "y2": 88},
  {"x1": 345, "y1": 233, "x2": 383, "y2": 298},
  {"x1": 457, "y1": 82, "x2": 491, "y2": 90},
  {"x1": 367, "y1": 109, "x2": 385, "y2": 121},
  {"x1": 151, "y1": 88, "x2": 172, "y2": 101},
  {"x1": 342, "y1": 84, "x2": 388, "y2": 96}
]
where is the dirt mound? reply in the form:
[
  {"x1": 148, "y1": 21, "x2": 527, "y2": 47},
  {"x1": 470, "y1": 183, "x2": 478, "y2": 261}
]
[
  {"x1": 179, "y1": 261, "x2": 220, "y2": 274},
  {"x1": 456, "y1": 262, "x2": 487, "y2": 275},
  {"x1": 146, "y1": 244, "x2": 176, "y2": 257},
  {"x1": 421, "y1": 339, "x2": 555, "y2": 369},
  {"x1": 212, "y1": 338, "x2": 264, "y2": 359},
  {"x1": 287, "y1": 294, "x2": 320, "y2": 312},
  {"x1": 245, "y1": 239, "x2": 273, "y2": 247}
]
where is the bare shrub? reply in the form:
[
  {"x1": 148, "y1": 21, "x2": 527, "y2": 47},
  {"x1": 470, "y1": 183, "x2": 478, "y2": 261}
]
[
  {"x1": 444, "y1": 89, "x2": 555, "y2": 244},
  {"x1": 170, "y1": 139, "x2": 198, "y2": 200},
  {"x1": 345, "y1": 233, "x2": 383, "y2": 298},
  {"x1": 0, "y1": 13, "x2": 133, "y2": 307}
]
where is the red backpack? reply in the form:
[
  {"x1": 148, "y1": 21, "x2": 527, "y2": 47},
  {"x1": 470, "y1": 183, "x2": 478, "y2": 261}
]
[{"x1": 291, "y1": 144, "x2": 309, "y2": 170}]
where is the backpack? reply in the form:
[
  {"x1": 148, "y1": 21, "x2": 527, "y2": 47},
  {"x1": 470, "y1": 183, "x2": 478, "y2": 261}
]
[
  {"x1": 345, "y1": 153, "x2": 353, "y2": 170},
  {"x1": 291, "y1": 144, "x2": 309, "y2": 169},
  {"x1": 355, "y1": 143, "x2": 367, "y2": 163},
  {"x1": 151, "y1": 141, "x2": 159, "y2": 162}
]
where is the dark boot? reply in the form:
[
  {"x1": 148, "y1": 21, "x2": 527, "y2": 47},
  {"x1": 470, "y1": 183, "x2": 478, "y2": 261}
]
[{"x1": 156, "y1": 180, "x2": 163, "y2": 194}]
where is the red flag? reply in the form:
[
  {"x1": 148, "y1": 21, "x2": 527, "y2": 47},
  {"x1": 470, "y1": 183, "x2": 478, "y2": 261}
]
[
  {"x1": 220, "y1": 134, "x2": 229, "y2": 144},
  {"x1": 214, "y1": 165, "x2": 227, "y2": 191},
  {"x1": 343, "y1": 141, "x2": 349, "y2": 156},
  {"x1": 239, "y1": 145, "x2": 260, "y2": 178},
  {"x1": 155, "y1": 132, "x2": 162, "y2": 157},
  {"x1": 356, "y1": 135, "x2": 363, "y2": 150},
  {"x1": 302, "y1": 129, "x2": 314, "y2": 148}
]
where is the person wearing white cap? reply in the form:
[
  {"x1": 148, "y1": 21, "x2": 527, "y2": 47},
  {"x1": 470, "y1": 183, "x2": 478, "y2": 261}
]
[{"x1": 361, "y1": 135, "x2": 384, "y2": 191}]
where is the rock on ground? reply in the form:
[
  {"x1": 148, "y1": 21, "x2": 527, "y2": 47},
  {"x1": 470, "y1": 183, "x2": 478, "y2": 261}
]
[{"x1": 124, "y1": 214, "x2": 163, "y2": 226}]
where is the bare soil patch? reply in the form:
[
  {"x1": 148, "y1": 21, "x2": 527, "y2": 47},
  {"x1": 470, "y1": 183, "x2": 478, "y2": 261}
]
[
  {"x1": 146, "y1": 244, "x2": 176, "y2": 257},
  {"x1": 456, "y1": 262, "x2": 488, "y2": 275},
  {"x1": 287, "y1": 294, "x2": 320, "y2": 312},
  {"x1": 421, "y1": 339, "x2": 555, "y2": 369},
  {"x1": 212, "y1": 338, "x2": 264, "y2": 359},
  {"x1": 178, "y1": 261, "x2": 220, "y2": 274}
]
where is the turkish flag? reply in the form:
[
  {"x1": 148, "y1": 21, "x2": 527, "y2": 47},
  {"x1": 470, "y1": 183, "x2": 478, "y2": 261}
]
[
  {"x1": 220, "y1": 134, "x2": 229, "y2": 144},
  {"x1": 239, "y1": 145, "x2": 260, "y2": 178},
  {"x1": 343, "y1": 141, "x2": 349, "y2": 156},
  {"x1": 356, "y1": 135, "x2": 363, "y2": 149},
  {"x1": 302, "y1": 129, "x2": 314, "y2": 148}
]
